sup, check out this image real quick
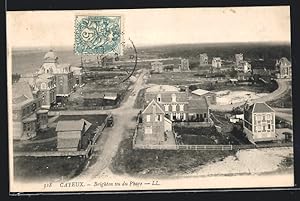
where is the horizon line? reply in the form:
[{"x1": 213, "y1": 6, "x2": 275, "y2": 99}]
[{"x1": 11, "y1": 41, "x2": 291, "y2": 50}]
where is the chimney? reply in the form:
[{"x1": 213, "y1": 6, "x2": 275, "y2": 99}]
[{"x1": 185, "y1": 86, "x2": 189, "y2": 97}]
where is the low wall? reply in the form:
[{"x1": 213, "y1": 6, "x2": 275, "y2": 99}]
[{"x1": 14, "y1": 146, "x2": 92, "y2": 158}]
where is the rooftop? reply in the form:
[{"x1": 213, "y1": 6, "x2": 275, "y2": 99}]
[
  {"x1": 12, "y1": 82, "x2": 34, "y2": 105},
  {"x1": 191, "y1": 88, "x2": 211, "y2": 96},
  {"x1": 146, "y1": 85, "x2": 180, "y2": 93},
  {"x1": 44, "y1": 50, "x2": 58, "y2": 61},
  {"x1": 56, "y1": 119, "x2": 92, "y2": 132},
  {"x1": 246, "y1": 102, "x2": 275, "y2": 113}
]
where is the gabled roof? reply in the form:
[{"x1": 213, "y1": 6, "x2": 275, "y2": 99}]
[
  {"x1": 44, "y1": 50, "x2": 58, "y2": 62},
  {"x1": 142, "y1": 99, "x2": 165, "y2": 114},
  {"x1": 12, "y1": 81, "x2": 34, "y2": 104},
  {"x1": 279, "y1": 57, "x2": 291, "y2": 66},
  {"x1": 188, "y1": 97, "x2": 209, "y2": 112},
  {"x1": 246, "y1": 102, "x2": 274, "y2": 113},
  {"x1": 56, "y1": 119, "x2": 92, "y2": 132}
]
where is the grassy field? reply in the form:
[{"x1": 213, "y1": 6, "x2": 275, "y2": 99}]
[
  {"x1": 14, "y1": 139, "x2": 57, "y2": 152},
  {"x1": 133, "y1": 88, "x2": 145, "y2": 109},
  {"x1": 13, "y1": 156, "x2": 87, "y2": 182},
  {"x1": 110, "y1": 137, "x2": 236, "y2": 176}
]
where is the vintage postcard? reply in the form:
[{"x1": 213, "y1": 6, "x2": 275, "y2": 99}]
[{"x1": 7, "y1": 6, "x2": 294, "y2": 193}]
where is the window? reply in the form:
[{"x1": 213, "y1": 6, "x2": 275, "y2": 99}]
[
  {"x1": 268, "y1": 124, "x2": 271, "y2": 129},
  {"x1": 146, "y1": 115, "x2": 151, "y2": 122},
  {"x1": 266, "y1": 114, "x2": 271, "y2": 120},
  {"x1": 172, "y1": 94, "x2": 176, "y2": 102},
  {"x1": 179, "y1": 104, "x2": 184, "y2": 112},
  {"x1": 172, "y1": 104, "x2": 177, "y2": 112},
  {"x1": 256, "y1": 115, "x2": 262, "y2": 121},
  {"x1": 157, "y1": 114, "x2": 161, "y2": 121},
  {"x1": 204, "y1": 113, "x2": 207, "y2": 118},
  {"x1": 164, "y1": 104, "x2": 169, "y2": 112}
]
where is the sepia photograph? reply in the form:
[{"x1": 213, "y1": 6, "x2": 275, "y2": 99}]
[{"x1": 6, "y1": 6, "x2": 294, "y2": 193}]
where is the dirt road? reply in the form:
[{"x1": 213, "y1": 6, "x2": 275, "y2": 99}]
[{"x1": 74, "y1": 70, "x2": 147, "y2": 180}]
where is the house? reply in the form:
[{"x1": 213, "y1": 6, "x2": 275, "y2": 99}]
[
  {"x1": 144, "y1": 85, "x2": 189, "y2": 121},
  {"x1": 141, "y1": 99, "x2": 173, "y2": 145},
  {"x1": 144, "y1": 85, "x2": 211, "y2": 122},
  {"x1": 276, "y1": 57, "x2": 292, "y2": 79},
  {"x1": 71, "y1": 66, "x2": 84, "y2": 86},
  {"x1": 179, "y1": 58, "x2": 190, "y2": 71},
  {"x1": 243, "y1": 102, "x2": 276, "y2": 143},
  {"x1": 56, "y1": 119, "x2": 92, "y2": 151},
  {"x1": 212, "y1": 57, "x2": 222, "y2": 68},
  {"x1": 235, "y1": 53, "x2": 243, "y2": 66},
  {"x1": 199, "y1": 53, "x2": 209, "y2": 66},
  {"x1": 19, "y1": 73, "x2": 57, "y2": 109},
  {"x1": 237, "y1": 61, "x2": 252, "y2": 73},
  {"x1": 12, "y1": 82, "x2": 48, "y2": 140},
  {"x1": 187, "y1": 97, "x2": 210, "y2": 122},
  {"x1": 38, "y1": 50, "x2": 83, "y2": 98},
  {"x1": 191, "y1": 88, "x2": 217, "y2": 105},
  {"x1": 151, "y1": 61, "x2": 164, "y2": 73}
]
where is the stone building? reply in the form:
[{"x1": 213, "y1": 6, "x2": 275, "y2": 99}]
[
  {"x1": 276, "y1": 57, "x2": 292, "y2": 79},
  {"x1": 243, "y1": 102, "x2": 276, "y2": 143},
  {"x1": 235, "y1": 53, "x2": 244, "y2": 66},
  {"x1": 19, "y1": 73, "x2": 57, "y2": 109},
  {"x1": 12, "y1": 82, "x2": 48, "y2": 140},
  {"x1": 38, "y1": 50, "x2": 83, "y2": 98},
  {"x1": 199, "y1": 53, "x2": 209, "y2": 66},
  {"x1": 151, "y1": 61, "x2": 164, "y2": 73},
  {"x1": 179, "y1": 58, "x2": 190, "y2": 71},
  {"x1": 141, "y1": 100, "x2": 172, "y2": 144},
  {"x1": 144, "y1": 85, "x2": 210, "y2": 122},
  {"x1": 212, "y1": 57, "x2": 222, "y2": 68},
  {"x1": 237, "y1": 61, "x2": 252, "y2": 73}
]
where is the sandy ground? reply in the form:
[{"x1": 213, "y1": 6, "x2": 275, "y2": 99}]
[
  {"x1": 216, "y1": 90, "x2": 269, "y2": 105},
  {"x1": 12, "y1": 147, "x2": 294, "y2": 192},
  {"x1": 183, "y1": 147, "x2": 293, "y2": 177}
]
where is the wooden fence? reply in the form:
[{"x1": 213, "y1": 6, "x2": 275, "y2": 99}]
[{"x1": 133, "y1": 144, "x2": 233, "y2": 151}]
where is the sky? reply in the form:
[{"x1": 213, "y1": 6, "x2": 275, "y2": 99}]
[{"x1": 7, "y1": 6, "x2": 291, "y2": 48}]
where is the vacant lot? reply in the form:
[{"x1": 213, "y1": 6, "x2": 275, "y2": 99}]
[
  {"x1": 268, "y1": 88, "x2": 292, "y2": 108},
  {"x1": 110, "y1": 137, "x2": 235, "y2": 176},
  {"x1": 13, "y1": 156, "x2": 87, "y2": 182}
]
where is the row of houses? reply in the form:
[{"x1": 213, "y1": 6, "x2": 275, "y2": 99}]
[
  {"x1": 150, "y1": 58, "x2": 190, "y2": 73},
  {"x1": 18, "y1": 50, "x2": 84, "y2": 109},
  {"x1": 199, "y1": 53, "x2": 292, "y2": 79},
  {"x1": 12, "y1": 82, "x2": 49, "y2": 140}
]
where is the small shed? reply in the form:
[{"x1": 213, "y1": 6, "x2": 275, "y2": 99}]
[{"x1": 56, "y1": 119, "x2": 92, "y2": 151}]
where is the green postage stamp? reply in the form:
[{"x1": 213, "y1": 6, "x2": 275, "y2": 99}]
[{"x1": 74, "y1": 15, "x2": 122, "y2": 55}]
